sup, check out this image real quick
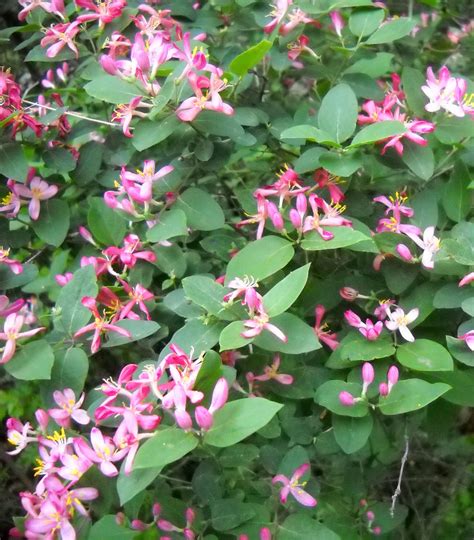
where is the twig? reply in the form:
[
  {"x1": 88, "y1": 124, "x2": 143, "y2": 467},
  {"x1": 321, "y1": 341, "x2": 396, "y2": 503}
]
[
  {"x1": 20, "y1": 98, "x2": 117, "y2": 127},
  {"x1": 390, "y1": 432, "x2": 410, "y2": 517}
]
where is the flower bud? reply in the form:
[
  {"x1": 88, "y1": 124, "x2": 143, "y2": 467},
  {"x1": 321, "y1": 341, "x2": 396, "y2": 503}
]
[
  {"x1": 359, "y1": 498, "x2": 368, "y2": 507},
  {"x1": 158, "y1": 519, "x2": 177, "y2": 532},
  {"x1": 195, "y1": 406, "x2": 214, "y2": 431},
  {"x1": 131, "y1": 520, "x2": 147, "y2": 531},
  {"x1": 378, "y1": 382, "x2": 389, "y2": 396},
  {"x1": 260, "y1": 527, "x2": 272, "y2": 540},
  {"x1": 35, "y1": 408, "x2": 49, "y2": 431},
  {"x1": 362, "y1": 363, "x2": 375, "y2": 385},
  {"x1": 289, "y1": 208, "x2": 302, "y2": 229},
  {"x1": 373, "y1": 526, "x2": 382, "y2": 535},
  {"x1": 373, "y1": 254, "x2": 385, "y2": 271},
  {"x1": 115, "y1": 512, "x2": 125, "y2": 526},
  {"x1": 339, "y1": 391, "x2": 355, "y2": 407},
  {"x1": 185, "y1": 508, "x2": 195, "y2": 525},
  {"x1": 387, "y1": 365, "x2": 399, "y2": 392},
  {"x1": 340, "y1": 287, "x2": 359, "y2": 301},
  {"x1": 152, "y1": 503, "x2": 161, "y2": 518},
  {"x1": 184, "y1": 529, "x2": 196, "y2": 540},
  {"x1": 209, "y1": 377, "x2": 229, "y2": 413},
  {"x1": 296, "y1": 193, "x2": 307, "y2": 214},
  {"x1": 345, "y1": 309, "x2": 362, "y2": 328},
  {"x1": 366, "y1": 511, "x2": 375, "y2": 521},
  {"x1": 175, "y1": 409, "x2": 193, "y2": 430},
  {"x1": 78, "y1": 226, "x2": 96, "y2": 245},
  {"x1": 396, "y1": 243, "x2": 414, "y2": 262}
]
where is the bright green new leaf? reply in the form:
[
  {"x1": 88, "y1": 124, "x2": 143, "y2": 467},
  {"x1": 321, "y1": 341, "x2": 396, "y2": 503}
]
[
  {"x1": 318, "y1": 84, "x2": 358, "y2": 144},
  {"x1": 134, "y1": 427, "x2": 198, "y2": 469},
  {"x1": 229, "y1": 40, "x2": 272, "y2": 76},
  {"x1": 219, "y1": 321, "x2": 253, "y2": 351},
  {"x1": 182, "y1": 275, "x2": 240, "y2": 321},
  {"x1": 301, "y1": 227, "x2": 369, "y2": 251},
  {"x1": 378, "y1": 379, "x2": 451, "y2": 415},
  {"x1": 280, "y1": 125, "x2": 335, "y2": 144},
  {"x1": 349, "y1": 120, "x2": 406, "y2": 147},
  {"x1": 204, "y1": 398, "x2": 283, "y2": 447},
  {"x1": 263, "y1": 263, "x2": 310, "y2": 317}
]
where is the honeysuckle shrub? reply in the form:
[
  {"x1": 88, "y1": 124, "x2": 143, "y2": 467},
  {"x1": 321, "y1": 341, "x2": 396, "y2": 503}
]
[{"x1": 0, "y1": 0, "x2": 473, "y2": 538}]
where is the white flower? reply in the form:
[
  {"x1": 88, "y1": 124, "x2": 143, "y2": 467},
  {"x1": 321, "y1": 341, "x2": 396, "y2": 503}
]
[
  {"x1": 385, "y1": 307, "x2": 419, "y2": 342},
  {"x1": 406, "y1": 226, "x2": 440, "y2": 269}
]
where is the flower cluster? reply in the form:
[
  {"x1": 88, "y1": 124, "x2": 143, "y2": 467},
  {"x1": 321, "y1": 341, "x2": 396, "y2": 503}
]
[{"x1": 339, "y1": 363, "x2": 399, "y2": 406}]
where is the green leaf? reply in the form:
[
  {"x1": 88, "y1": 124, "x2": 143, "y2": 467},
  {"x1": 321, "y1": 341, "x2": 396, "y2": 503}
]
[
  {"x1": 253, "y1": 313, "x2": 321, "y2": 354},
  {"x1": 182, "y1": 275, "x2": 239, "y2": 321},
  {"x1": 103, "y1": 320, "x2": 159, "y2": 348},
  {"x1": 117, "y1": 465, "x2": 162, "y2": 505},
  {"x1": 0, "y1": 142, "x2": 28, "y2": 181},
  {"x1": 301, "y1": 227, "x2": 369, "y2": 251},
  {"x1": 55, "y1": 265, "x2": 98, "y2": 336},
  {"x1": 349, "y1": 8, "x2": 385, "y2": 37},
  {"x1": 204, "y1": 398, "x2": 283, "y2": 447},
  {"x1": 378, "y1": 379, "x2": 451, "y2": 415},
  {"x1": 88, "y1": 515, "x2": 137, "y2": 540},
  {"x1": 0, "y1": 263, "x2": 38, "y2": 291},
  {"x1": 46, "y1": 347, "x2": 89, "y2": 396},
  {"x1": 344, "y1": 52, "x2": 394, "y2": 78},
  {"x1": 73, "y1": 141, "x2": 103, "y2": 185},
  {"x1": 175, "y1": 188, "x2": 225, "y2": 231},
  {"x1": 225, "y1": 236, "x2": 294, "y2": 283},
  {"x1": 397, "y1": 339, "x2": 453, "y2": 371},
  {"x1": 132, "y1": 115, "x2": 181, "y2": 151},
  {"x1": 280, "y1": 125, "x2": 335, "y2": 144},
  {"x1": 279, "y1": 514, "x2": 340, "y2": 540},
  {"x1": 332, "y1": 413, "x2": 373, "y2": 454},
  {"x1": 319, "y1": 152, "x2": 362, "y2": 176},
  {"x1": 433, "y1": 283, "x2": 472, "y2": 309},
  {"x1": 446, "y1": 336, "x2": 474, "y2": 367},
  {"x1": 423, "y1": 369, "x2": 474, "y2": 407},
  {"x1": 134, "y1": 427, "x2": 198, "y2": 469},
  {"x1": 193, "y1": 110, "x2": 245, "y2": 142},
  {"x1": 229, "y1": 40, "x2": 272, "y2": 76},
  {"x1": 339, "y1": 332, "x2": 395, "y2": 361},
  {"x1": 402, "y1": 142, "x2": 434, "y2": 180},
  {"x1": 349, "y1": 121, "x2": 406, "y2": 147},
  {"x1": 219, "y1": 321, "x2": 253, "y2": 351},
  {"x1": 442, "y1": 162, "x2": 472, "y2": 222},
  {"x1": 31, "y1": 199, "x2": 70, "y2": 247},
  {"x1": 318, "y1": 84, "x2": 358, "y2": 144},
  {"x1": 159, "y1": 319, "x2": 224, "y2": 360},
  {"x1": 401, "y1": 67, "x2": 427, "y2": 116},
  {"x1": 211, "y1": 499, "x2": 256, "y2": 531},
  {"x1": 435, "y1": 116, "x2": 474, "y2": 144},
  {"x1": 263, "y1": 263, "x2": 310, "y2": 317},
  {"x1": 87, "y1": 197, "x2": 126, "y2": 246},
  {"x1": 146, "y1": 209, "x2": 188, "y2": 242},
  {"x1": 84, "y1": 75, "x2": 144, "y2": 104},
  {"x1": 5, "y1": 339, "x2": 54, "y2": 381},
  {"x1": 44, "y1": 148, "x2": 76, "y2": 173},
  {"x1": 366, "y1": 17, "x2": 417, "y2": 44},
  {"x1": 315, "y1": 380, "x2": 369, "y2": 417}
]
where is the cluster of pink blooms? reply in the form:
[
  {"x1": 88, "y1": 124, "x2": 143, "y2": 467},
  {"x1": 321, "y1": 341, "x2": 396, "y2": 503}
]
[
  {"x1": 360, "y1": 499, "x2": 382, "y2": 536},
  {"x1": 422, "y1": 65, "x2": 474, "y2": 118},
  {"x1": 263, "y1": 0, "x2": 317, "y2": 35},
  {"x1": 0, "y1": 295, "x2": 44, "y2": 363},
  {"x1": 373, "y1": 192, "x2": 440, "y2": 271},
  {"x1": 0, "y1": 168, "x2": 58, "y2": 221},
  {"x1": 358, "y1": 73, "x2": 436, "y2": 156},
  {"x1": 339, "y1": 362, "x2": 400, "y2": 407},
  {"x1": 104, "y1": 159, "x2": 174, "y2": 217},
  {"x1": 224, "y1": 276, "x2": 287, "y2": 342},
  {"x1": 236, "y1": 166, "x2": 352, "y2": 242}
]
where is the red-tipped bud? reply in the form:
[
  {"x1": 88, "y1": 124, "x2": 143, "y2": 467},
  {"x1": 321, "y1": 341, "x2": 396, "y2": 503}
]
[
  {"x1": 195, "y1": 406, "x2": 214, "y2": 430},
  {"x1": 378, "y1": 382, "x2": 389, "y2": 396},
  {"x1": 339, "y1": 391, "x2": 355, "y2": 407},
  {"x1": 340, "y1": 286, "x2": 359, "y2": 301},
  {"x1": 366, "y1": 511, "x2": 375, "y2": 521},
  {"x1": 373, "y1": 254, "x2": 385, "y2": 271},
  {"x1": 184, "y1": 529, "x2": 196, "y2": 540},
  {"x1": 362, "y1": 362, "x2": 375, "y2": 385},
  {"x1": 396, "y1": 243, "x2": 414, "y2": 262}
]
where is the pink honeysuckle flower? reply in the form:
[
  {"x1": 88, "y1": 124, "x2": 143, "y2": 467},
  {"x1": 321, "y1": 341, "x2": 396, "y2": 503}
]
[
  {"x1": 57, "y1": 452, "x2": 92, "y2": 483},
  {"x1": 263, "y1": 0, "x2": 292, "y2": 33},
  {"x1": 357, "y1": 99, "x2": 394, "y2": 125},
  {"x1": 330, "y1": 11, "x2": 344, "y2": 37},
  {"x1": 422, "y1": 66, "x2": 473, "y2": 117},
  {"x1": 120, "y1": 160, "x2": 174, "y2": 203},
  {"x1": 403, "y1": 226, "x2": 440, "y2": 269},
  {"x1": 344, "y1": 310, "x2": 383, "y2": 341},
  {"x1": 0, "y1": 181, "x2": 22, "y2": 218},
  {"x1": 459, "y1": 330, "x2": 474, "y2": 351},
  {"x1": 48, "y1": 389, "x2": 90, "y2": 428},
  {"x1": 387, "y1": 365, "x2": 399, "y2": 393},
  {"x1": 361, "y1": 362, "x2": 375, "y2": 396},
  {"x1": 272, "y1": 463, "x2": 317, "y2": 507},
  {"x1": 55, "y1": 272, "x2": 73, "y2": 286},
  {"x1": 287, "y1": 34, "x2": 311, "y2": 62},
  {"x1": 18, "y1": 0, "x2": 65, "y2": 21},
  {"x1": 380, "y1": 109, "x2": 435, "y2": 156},
  {"x1": 375, "y1": 214, "x2": 421, "y2": 236},
  {"x1": 459, "y1": 272, "x2": 474, "y2": 287},
  {"x1": 255, "y1": 166, "x2": 309, "y2": 208},
  {"x1": 73, "y1": 296, "x2": 132, "y2": 354},
  {"x1": 25, "y1": 496, "x2": 76, "y2": 540},
  {"x1": 40, "y1": 21, "x2": 82, "y2": 59},
  {"x1": 117, "y1": 280, "x2": 154, "y2": 320},
  {"x1": 6, "y1": 418, "x2": 37, "y2": 455},
  {"x1": 0, "y1": 247, "x2": 23, "y2": 275},
  {"x1": 75, "y1": 0, "x2": 126, "y2": 29},
  {"x1": 241, "y1": 305, "x2": 287, "y2": 342},
  {"x1": 373, "y1": 192, "x2": 413, "y2": 220},
  {"x1": 313, "y1": 304, "x2": 339, "y2": 350},
  {"x1": 303, "y1": 194, "x2": 352, "y2": 240},
  {"x1": 236, "y1": 195, "x2": 284, "y2": 240},
  {"x1": 385, "y1": 306, "x2": 419, "y2": 342},
  {"x1": 314, "y1": 169, "x2": 345, "y2": 204},
  {"x1": 74, "y1": 427, "x2": 127, "y2": 477},
  {"x1": 280, "y1": 8, "x2": 314, "y2": 35},
  {"x1": 0, "y1": 313, "x2": 44, "y2": 364},
  {"x1": 289, "y1": 193, "x2": 308, "y2": 230},
  {"x1": 0, "y1": 295, "x2": 25, "y2": 317},
  {"x1": 12, "y1": 177, "x2": 58, "y2": 220},
  {"x1": 175, "y1": 32, "x2": 209, "y2": 80},
  {"x1": 104, "y1": 234, "x2": 156, "y2": 269},
  {"x1": 176, "y1": 71, "x2": 234, "y2": 122},
  {"x1": 252, "y1": 354, "x2": 293, "y2": 385},
  {"x1": 223, "y1": 276, "x2": 260, "y2": 309},
  {"x1": 195, "y1": 377, "x2": 229, "y2": 431},
  {"x1": 112, "y1": 96, "x2": 151, "y2": 138}
]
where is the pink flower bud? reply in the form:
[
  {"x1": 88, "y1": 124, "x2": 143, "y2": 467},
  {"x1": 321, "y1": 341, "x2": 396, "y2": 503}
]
[
  {"x1": 152, "y1": 503, "x2": 161, "y2": 517},
  {"x1": 78, "y1": 226, "x2": 95, "y2": 245},
  {"x1": 340, "y1": 287, "x2": 359, "y2": 301},
  {"x1": 330, "y1": 11, "x2": 345, "y2": 37},
  {"x1": 296, "y1": 193, "x2": 307, "y2": 214},
  {"x1": 260, "y1": 527, "x2": 272, "y2": 540},
  {"x1": 396, "y1": 244, "x2": 414, "y2": 262},
  {"x1": 345, "y1": 309, "x2": 362, "y2": 328},
  {"x1": 195, "y1": 406, "x2": 213, "y2": 430},
  {"x1": 289, "y1": 208, "x2": 302, "y2": 229},
  {"x1": 209, "y1": 377, "x2": 229, "y2": 413},
  {"x1": 100, "y1": 54, "x2": 118, "y2": 75},
  {"x1": 378, "y1": 382, "x2": 389, "y2": 396},
  {"x1": 339, "y1": 391, "x2": 355, "y2": 407},
  {"x1": 366, "y1": 511, "x2": 375, "y2": 521},
  {"x1": 238, "y1": 536, "x2": 249, "y2": 540},
  {"x1": 268, "y1": 202, "x2": 284, "y2": 230},
  {"x1": 362, "y1": 363, "x2": 375, "y2": 385},
  {"x1": 158, "y1": 519, "x2": 176, "y2": 532},
  {"x1": 131, "y1": 520, "x2": 147, "y2": 531},
  {"x1": 373, "y1": 254, "x2": 385, "y2": 271},
  {"x1": 175, "y1": 409, "x2": 193, "y2": 430},
  {"x1": 373, "y1": 526, "x2": 382, "y2": 535},
  {"x1": 185, "y1": 508, "x2": 195, "y2": 525},
  {"x1": 387, "y1": 365, "x2": 399, "y2": 392},
  {"x1": 184, "y1": 530, "x2": 195, "y2": 540},
  {"x1": 35, "y1": 409, "x2": 49, "y2": 431}
]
